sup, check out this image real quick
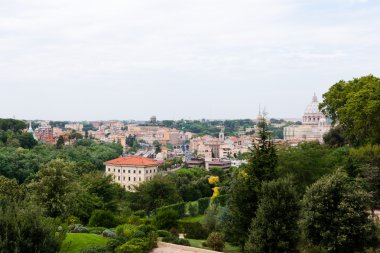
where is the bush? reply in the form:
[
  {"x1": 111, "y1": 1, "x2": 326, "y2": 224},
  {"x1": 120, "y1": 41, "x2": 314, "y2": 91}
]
[
  {"x1": 137, "y1": 224, "x2": 156, "y2": 234},
  {"x1": 213, "y1": 194, "x2": 228, "y2": 206},
  {"x1": 102, "y1": 229, "x2": 116, "y2": 238},
  {"x1": 207, "y1": 232, "x2": 224, "y2": 251},
  {"x1": 106, "y1": 238, "x2": 125, "y2": 251},
  {"x1": 156, "y1": 202, "x2": 186, "y2": 217},
  {"x1": 127, "y1": 215, "x2": 143, "y2": 225},
  {"x1": 115, "y1": 224, "x2": 138, "y2": 237},
  {"x1": 157, "y1": 230, "x2": 171, "y2": 237},
  {"x1": 67, "y1": 215, "x2": 80, "y2": 224},
  {"x1": 134, "y1": 210, "x2": 146, "y2": 218},
  {"x1": 116, "y1": 238, "x2": 149, "y2": 253},
  {"x1": 153, "y1": 209, "x2": 179, "y2": 230},
  {"x1": 88, "y1": 210, "x2": 118, "y2": 228},
  {"x1": 198, "y1": 197, "x2": 210, "y2": 214},
  {"x1": 162, "y1": 236, "x2": 191, "y2": 246},
  {"x1": 87, "y1": 227, "x2": 106, "y2": 235},
  {"x1": 68, "y1": 224, "x2": 89, "y2": 233},
  {"x1": 187, "y1": 202, "x2": 198, "y2": 217},
  {"x1": 178, "y1": 221, "x2": 208, "y2": 239}
]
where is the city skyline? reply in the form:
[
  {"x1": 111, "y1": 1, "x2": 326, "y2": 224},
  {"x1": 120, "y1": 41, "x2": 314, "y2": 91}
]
[{"x1": 1, "y1": 0, "x2": 380, "y2": 120}]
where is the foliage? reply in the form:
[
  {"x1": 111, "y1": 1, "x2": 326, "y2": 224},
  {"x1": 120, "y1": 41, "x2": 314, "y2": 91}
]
[
  {"x1": 162, "y1": 236, "x2": 191, "y2": 246},
  {"x1": 320, "y1": 75, "x2": 380, "y2": 145},
  {"x1": 202, "y1": 205, "x2": 220, "y2": 234},
  {"x1": 206, "y1": 232, "x2": 225, "y2": 251},
  {"x1": 88, "y1": 209, "x2": 118, "y2": 228},
  {"x1": 247, "y1": 177, "x2": 300, "y2": 253},
  {"x1": 179, "y1": 220, "x2": 208, "y2": 239},
  {"x1": 323, "y1": 126, "x2": 347, "y2": 147},
  {"x1": 188, "y1": 202, "x2": 198, "y2": 217},
  {"x1": 197, "y1": 197, "x2": 210, "y2": 215},
  {"x1": 0, "y1": 200, "x2": 61, "y2": 253},
  {"x1": 155, "y1": 202, "x2": 186, "y2": 217},
  {"x1": 115, "y1": 237, "x2": 152, "y2": 253},
  {"x1": 301, "y1": 170, "x2": 378, "y2": 252},
  {"x1": 153, "y1": 209, "x2": 179, "y2": 230},
  {"x1": 128, "y1": 174, "x2": 182, "y2": 212}
]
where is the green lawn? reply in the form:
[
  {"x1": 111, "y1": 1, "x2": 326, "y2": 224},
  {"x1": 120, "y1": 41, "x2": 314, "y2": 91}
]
[
  {"x1": 60, "y1": 233, "x2": 110, "y2": 253},
  {"x1": 187, "y1": 239, "x2": 241, "y2": 253},
  {"x1": 179, "y1": 215, "x2": 205, "y2": 223}
]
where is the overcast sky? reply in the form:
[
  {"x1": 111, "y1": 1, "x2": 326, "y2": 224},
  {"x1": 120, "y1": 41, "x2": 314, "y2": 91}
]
[{"x1": 1, "y1": 0, "x2": 379, "y2": 121}]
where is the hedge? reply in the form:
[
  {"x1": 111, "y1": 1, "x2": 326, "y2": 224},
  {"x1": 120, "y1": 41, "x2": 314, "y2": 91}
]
[
  {"x1": 197, "y1": 198, "x2": 210, "y2": 215},
  {"x1": 178, "y1": 221, "x2": 208, "y2": 239},
  {"x1": 155, "y1": 202, "x2": 186, "y2": 217},
  {"x1": 213, "y1": 194, "x2": 228, "y2": 206}
]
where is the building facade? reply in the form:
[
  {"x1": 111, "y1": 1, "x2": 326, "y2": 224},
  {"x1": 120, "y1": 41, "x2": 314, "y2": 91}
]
[
  {"x1": 283, "y1": 94, "x2": 331, "y2": 144},
  {"x1": 104, "y1": 156, "x2": 160, "y2": 191}
]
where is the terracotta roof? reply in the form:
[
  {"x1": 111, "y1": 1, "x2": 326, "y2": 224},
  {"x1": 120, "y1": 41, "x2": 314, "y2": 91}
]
[{"x1": 104, "y1": 156, "x2": 160, "y2": 166}]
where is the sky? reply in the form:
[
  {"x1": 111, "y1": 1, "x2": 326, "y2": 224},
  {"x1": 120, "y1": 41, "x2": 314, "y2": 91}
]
[{"x1": 0, "y1": 0, "x2": 379, "y2": 121}]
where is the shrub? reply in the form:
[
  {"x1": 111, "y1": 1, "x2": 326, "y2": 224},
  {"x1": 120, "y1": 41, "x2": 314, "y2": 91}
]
[
  {"x1": 86, "y1": 227, "x2": 106, "y2": 234},
  {"x1": 102, "y1": 229, "x2": 116, "y2": 238},
  {"x1": 88, "y1": 210, "x2": 118, "y2": 228},
  {"x1": 157, "y1": 230, "x2": 171, "y2": 237},
  {"x1": 68, "y1": 224, "x2": 89, "y2": 233},
  {"x1": 115, "y1": 224, "x2": 138, "y2": 237},
  {"x1": 116, "y1": 238, "x2": 149, "y2": 253},
  {"x1": 198, "y1": 197, "x2": 210, "y2": 214},
  {"x1": 178, "y1": 221, "x2": 208, "y2": 239},
  {"x1": 213, "y1": 194, "x2": 228, "y2": 206},
  {"x1": 156, "y1": 202, "x2": 186, "y2": 217},
  {"x1": 162, "y1": 236, "x2": 191, "y2": 246},
  {"x1": 153, "y1": 209, "x2": 179, "y2": 230},
  {"x1": 134, "y1": 210, "x2": 146, "y2": 218},
  {"x1": 137, "y1": 224, "x2": 156, "y2": 234},
  {"x1": 128, "y1": 215, "x2": 143, "y2": 225},
  {"x1": 106, "y1": 239, "x2": 125, "y2": 251},
  {"x1": 67, "y1": 215, "x2": 80, "y2": 224},
  {"x1": 207, "y1": 232, "x2": 224, "y2": 251},
  {"x1": 188, "y1": 202, "x2": 198, "y2": 217}
]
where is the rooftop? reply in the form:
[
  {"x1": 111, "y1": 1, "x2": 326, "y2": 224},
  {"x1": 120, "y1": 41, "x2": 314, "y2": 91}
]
[{"x1": 104, "y1": 156, "x2": 160, "y2": 166}]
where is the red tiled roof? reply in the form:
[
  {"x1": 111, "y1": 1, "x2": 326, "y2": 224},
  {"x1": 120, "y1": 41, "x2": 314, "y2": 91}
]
[{"x1": 104, "y1": 156, "x2": 160, "y2": 166}]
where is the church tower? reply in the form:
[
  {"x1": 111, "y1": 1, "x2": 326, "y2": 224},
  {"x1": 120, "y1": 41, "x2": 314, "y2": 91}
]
[{"x1": 219, "y1": 127, "x2": 225, "y2": 142}]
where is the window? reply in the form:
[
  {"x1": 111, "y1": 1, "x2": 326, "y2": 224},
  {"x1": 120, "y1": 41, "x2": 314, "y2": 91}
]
[
  {"x1": 134, "y1": 177, "x2": 136, "y2": 181},
  {"x1": 113, "y1": 168, "x2": 115, "y2": 172},
  {"x1": 118, "y1": 169, "x2": 120, "y2": 173},
  {"x1": 139, "y1": 170, "x2": 141, "y2": 174},
  {"x1": 153, "y1": 169, "x2": 156, "y2": 173},
  {"x1": 118, "y1": 176, "x2": 120, "y2": 180},
  {"x1": 123, "y1": 177, "x2": 125, "y2": 181},
  {"x1": 128, "y1": 177, "x2": 130, "y2": 181},
  {"x1": 139, "y1": 177, "x2": 141, "y2": 181},
  {"x1": 108, "y1": 168, "x2": 110, "y2": 172},
  {"x1": 133, "y1": 170, "x2": 136, "y2": 173},
  {"x1": 128, "y1": 170, "x2": 130, "y2": 173},
  {"x1": 123, "y1": 170, "x2": 125, "y2": 173}
]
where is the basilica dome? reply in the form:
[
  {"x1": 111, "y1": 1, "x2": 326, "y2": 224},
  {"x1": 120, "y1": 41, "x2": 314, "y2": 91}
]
[{"x1": 303, "y1": 94, "x2": 324, "y2": 125}]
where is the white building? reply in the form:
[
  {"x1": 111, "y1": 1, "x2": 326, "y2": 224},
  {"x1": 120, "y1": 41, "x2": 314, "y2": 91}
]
[
  {"x1": 104, "y1": 156, "x2": 160, "y2": 191},
  {"x1": 283, "y1": 94, "x2": 331, "y2": 143}
]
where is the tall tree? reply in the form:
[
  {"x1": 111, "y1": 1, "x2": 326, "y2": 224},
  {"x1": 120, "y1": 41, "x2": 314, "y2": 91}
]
[
  {"x1": 301, "y1": 170, "x2": 378, "y2": 252},
  {"x1": 247, "y1": 178, "x2": 300, "y2": 253},
  {"x1": 224, "y1": 119, "x2": 277, "y2": 250},
  {"x1": 320, "y1": 75, "x2": 380, "y2": 145}
]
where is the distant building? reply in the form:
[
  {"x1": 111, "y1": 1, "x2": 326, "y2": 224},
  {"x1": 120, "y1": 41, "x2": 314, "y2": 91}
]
[
  {"x1": 283, "y1": 94, "x2": 331, "y2": 144},
  {"x1": 104, "y1": 156, "x2": 160, "y2": 191},
  {"x1": 150, "y1": 116, "x2": 157, "y2": 124},
  {"x1": 65, "y1": 123, "x2": 83, "y2": 132},
  {"x1": 34, "y1": 125, "x2": 54, "y2": 143}
]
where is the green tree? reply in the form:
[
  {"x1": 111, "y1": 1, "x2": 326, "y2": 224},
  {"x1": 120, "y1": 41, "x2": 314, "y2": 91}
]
[
  {"x1": 56, "y1": 135, "x2": 65, "y2": 149},
  {"x1": 320, "y1": 75, "x2": 380, "y2": 145},
  {"x1": 224, "y1": 119, "x2": 276, "y2": 250},
  {"x1": 153, "y1": 209, "x2": 179, "y2": 230},
  {"x1": 323, "y1": 126, "x2": 347, "y2": 147},
  {"x1": 301, "y1": 170, "x2": 378, "y2": 252},
  {"x1": 18, "y1": 132, "x2": 38, "y2": 149},
  {"x1": 29, "y1": 159, "x2": 81, "y2": 218},
  {"x1": 247, "y1": 178, "x2": 300, "y2": 253},
  {"x1": 0, "y1": 201, "x2": 61, "y2": 253}
]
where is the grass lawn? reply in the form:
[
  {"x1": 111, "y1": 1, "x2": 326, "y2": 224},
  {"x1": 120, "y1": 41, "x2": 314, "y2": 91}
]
[
  {"x1": 60, "y1": 233, "x2": 110, "y2": 253},
  {"x1": 179, "y1": 215, "x2": 205, "y2": 223},
  {"x1": 187, "y1": 239, "x2": 241, "y2": 253}
]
